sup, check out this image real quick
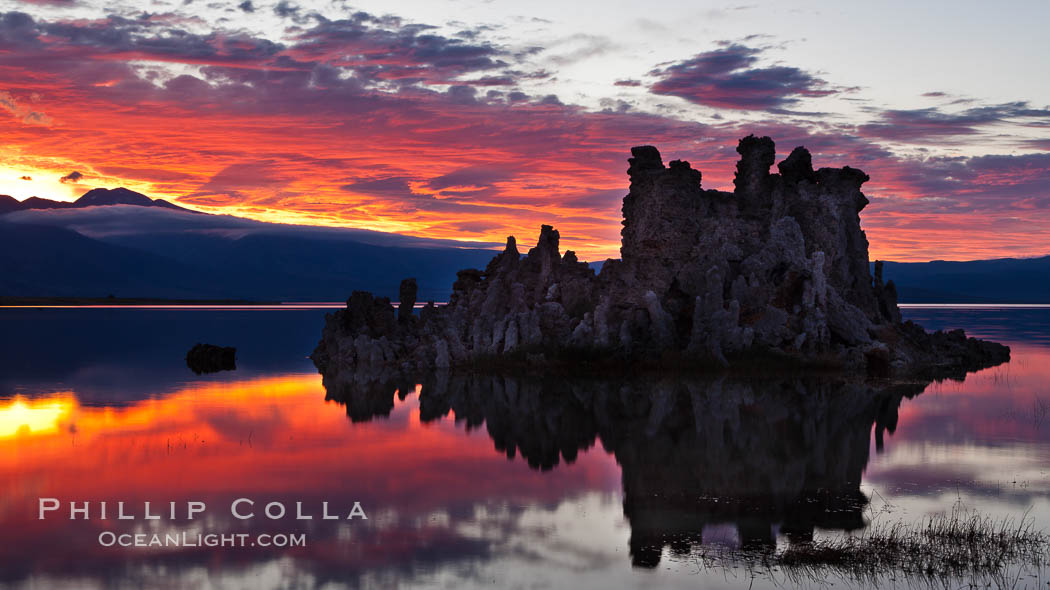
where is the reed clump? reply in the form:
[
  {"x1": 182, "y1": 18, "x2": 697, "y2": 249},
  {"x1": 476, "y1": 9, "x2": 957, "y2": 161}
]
[{"x1": 691, "y1": 508, "x2": 1049, "y2": 586}]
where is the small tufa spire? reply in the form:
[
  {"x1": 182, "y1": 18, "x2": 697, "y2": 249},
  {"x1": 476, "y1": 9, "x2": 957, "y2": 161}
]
[
  {"x1": 398, "y1": 278, "x2": 417, "y2": 323},
  {"x1": 733, "y1": 134, "x2": 776, "y2": 196},
  {"x1": 668, "y1": 159, "x2": 702, "y2": 186},
  {"x1": 628, "y1": 145, "x2": 663, "y2": 176},
  {"x1": 778, "y1": 146, "x2": 816, "y2": 183},
  {"x1": 486, "y1": 235, "x2": 521, "y2": 275},
  {"x1": 534, "y1": 224, "x2": 560, "y2": 256}
]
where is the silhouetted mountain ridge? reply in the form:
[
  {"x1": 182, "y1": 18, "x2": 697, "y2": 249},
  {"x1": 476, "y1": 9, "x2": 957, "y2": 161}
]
[
  {"x1": 0, "y1": 201, "x2": 498, "y2": 300},
  {"x1": 0, "y1": 187, "x2": 188, "y2": 213},
  {"x1": 877, "y1": 257, "x2": 1050, "y2": 303}
]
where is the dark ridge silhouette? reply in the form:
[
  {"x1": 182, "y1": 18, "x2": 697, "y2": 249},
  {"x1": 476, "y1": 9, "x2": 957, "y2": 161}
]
[
  {"x1": 878, "y1": 257, "x2": 1050, "y2": 303},
  {"x1": 17, "y1": 196, "x2": 74, "y2": 210},
  {"x1": 0, "y1": 218, "x2": 497, "y2": 301},
  {"x1": 0, "y1": 187, "x2": 188, "y2": 213},
  {"x1": 75, "y1": 187, "x2": 156, "y2": 207},
  {"x1": 74, "y1": 187, "x2": 190, "y2": 211},
  {"x1": 0, "y1": 194, "x2": 22, "y2": 214},
  {"x1": 2, "y1": 184, "x2": 502, "y2": 301}
]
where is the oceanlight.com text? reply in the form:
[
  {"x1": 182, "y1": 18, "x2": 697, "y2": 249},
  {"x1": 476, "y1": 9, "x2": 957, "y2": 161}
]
[{"x1": 97, "y1": 531, "x2": 307, "y2": 548}]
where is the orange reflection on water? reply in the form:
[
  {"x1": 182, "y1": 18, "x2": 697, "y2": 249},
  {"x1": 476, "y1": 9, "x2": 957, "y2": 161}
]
[
  {"x1": 0, "y1": 371, "x2": 620, "y2": 581},
  {"x1": 0, "y1": 371, "x2": 618, "y2": 521}
]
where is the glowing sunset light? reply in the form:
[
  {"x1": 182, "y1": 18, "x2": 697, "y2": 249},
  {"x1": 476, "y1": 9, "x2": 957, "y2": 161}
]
[
  {"x1": 0, "y1": 394, "x2": 76, "y2": 438},
  {"x1": 0, "y1": 372, "x2": 619, "y2": 527},
  {"x1": 0, "y1": 1, "x2": 1047, "y2": 261}
]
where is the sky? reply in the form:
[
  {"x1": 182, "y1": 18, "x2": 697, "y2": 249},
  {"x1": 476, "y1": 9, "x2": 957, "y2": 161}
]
[{"x1": 0, "y1": 0, "x2": 1048, "y2": 262}]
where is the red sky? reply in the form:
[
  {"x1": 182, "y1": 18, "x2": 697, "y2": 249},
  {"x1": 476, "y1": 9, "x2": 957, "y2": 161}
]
[{"x1": 1, "y1": 4, "x2": 1049, "y2": 262}]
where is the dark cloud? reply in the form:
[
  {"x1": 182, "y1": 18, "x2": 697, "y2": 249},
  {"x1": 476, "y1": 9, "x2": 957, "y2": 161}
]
[
  {"x1": 426, "y1": 166, "x2": 517, "y2": 192},
  {"x1": 598, "y1": 98, "x2": 632, "y2": 113},
  {"x1": 0, "y1": 11, "x2": 37, "y2": 45},
  {"x1": 878, "y1": 152, "x2": 1050, "y2": 215},
  {"x1": 450, "y1": 220, "x2": 495, "y2": 233},
  {"x1": 859, "y1": 102, "x2": 1050, "y2": 142},
  {"x1": 463, "y1": 75, "x2": 514, "y2": 86},
  {"x1": 341, "y1": 177, "x2": 422, "y2": 198},
  {"x1": 95, "y1": 165, "x2": 195, "y2": 183},
  {"x1": 289, "y1": 13, "x2": 509, "y2": 85},
  {"x1": 273, "y1": 1, "x2": 300, "y2": 19},
  {"x1": 503, "y1": 68, "x2": 551, "y2": 81},
  {"x1": 237, "y1": 0, "x2": 254, "y2": 13},
  {"x1": 568, "y1": 189, "x2": 623, "y2": 211},
  {"x1": 59, "y1": 171, "x2": 84, "y2": 183},
  {"x1": 649, "y1": 43, "x2": 838, "y2": 110},
  {"x1": 19, "y1": 175, "x2": 32, "y2": 181},
  {"x1": 4, "y1": 10, "x2": 284, "y2": 73},
  {"x1": 0, "y1": 8, "x2": 520, "y2": 117},
  {"x1": 446, "y1": 85, "x2": 478, "y2": 104},
  {"x1": 614, "y1": 79, "x2": 642, "y2": 87},
  {"x1": 341, "y1": 176, "x2": 515, "y2": 217},
  {"x1": 186, "y1": 161, "x2": 289, "y2": 201}
]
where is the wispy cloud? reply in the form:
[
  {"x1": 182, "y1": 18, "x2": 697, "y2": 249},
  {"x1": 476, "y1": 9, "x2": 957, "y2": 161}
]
[
  {"x1": 0, "y1": 90, "x2": 52, "y2": 125},
  {"x1": 859, "y1": 102, "x2": 1050, "y2": 142}
]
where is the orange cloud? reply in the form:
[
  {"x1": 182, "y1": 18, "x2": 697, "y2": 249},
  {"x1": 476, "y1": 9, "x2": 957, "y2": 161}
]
[{"x1": 1, "y1": 10, "x2": 1047, "y2": 262}]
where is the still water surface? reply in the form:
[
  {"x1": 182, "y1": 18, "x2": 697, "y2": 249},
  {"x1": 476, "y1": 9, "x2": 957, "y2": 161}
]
[{"x1": 0, "y1": 306, "x2": 1048, "y2": 589}]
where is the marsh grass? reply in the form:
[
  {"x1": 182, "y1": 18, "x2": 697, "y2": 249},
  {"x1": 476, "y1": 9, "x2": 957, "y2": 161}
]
[
  {"x1": 998, "y1": 393, "x2": 1050, "y2": 429},
  {"x1": 688, "y1": 507, "x2": 1049, "y2": 588}
]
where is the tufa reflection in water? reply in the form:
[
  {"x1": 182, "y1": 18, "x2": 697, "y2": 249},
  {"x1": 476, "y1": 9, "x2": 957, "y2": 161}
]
[{"x1": 321, "y1": 370, "x2": 925, "y2": 569}]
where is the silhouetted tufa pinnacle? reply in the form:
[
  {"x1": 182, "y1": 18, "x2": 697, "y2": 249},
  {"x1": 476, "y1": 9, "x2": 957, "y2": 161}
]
[{"x1": 312, "y1": 136, "x2": 1009, "y2": 377}]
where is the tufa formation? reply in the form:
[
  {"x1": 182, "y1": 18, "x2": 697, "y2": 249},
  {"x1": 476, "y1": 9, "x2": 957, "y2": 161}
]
[{"x1": 312, "y1": 136, "x2": 1008, "y2": 377}]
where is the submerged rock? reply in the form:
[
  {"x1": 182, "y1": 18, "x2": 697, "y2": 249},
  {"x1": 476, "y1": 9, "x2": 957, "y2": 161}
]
[
  {"x1": 185, "y1": 343, "x2": 237, "y2": 374},
  {"x1": 312, "y1": 136, "x2": 1009, "y2": 377}
]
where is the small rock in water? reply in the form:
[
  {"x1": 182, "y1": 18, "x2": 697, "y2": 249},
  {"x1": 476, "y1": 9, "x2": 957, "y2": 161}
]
[{"x1": 186, "y1": 343, "x2": 237, "y2": 375}]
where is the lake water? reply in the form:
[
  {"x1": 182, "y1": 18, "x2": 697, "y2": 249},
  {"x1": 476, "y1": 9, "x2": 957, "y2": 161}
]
[{"x1": 1, "y1": 306, "x2": 1049, "y2": 589}]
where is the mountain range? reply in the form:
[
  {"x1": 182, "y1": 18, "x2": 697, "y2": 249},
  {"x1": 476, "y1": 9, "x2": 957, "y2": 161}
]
[
  {"x1": 0, "y1": 188, "x2": 1047, "y2": 302},
  {"x1": 877, "y1": 258, "x2": 1050, "y2": 303},
  {"x1": 0, "y1": 187, "x2": 189, "y2": 214},
  {"x1": 0, "y1": 188, "x2": 497, "y2": 301}
]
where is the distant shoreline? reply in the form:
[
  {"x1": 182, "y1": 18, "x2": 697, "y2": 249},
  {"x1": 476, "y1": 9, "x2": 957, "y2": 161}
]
[
  {"x1": 1, "y1": 297, "x2": 1048, "y2": 309},
  {"x1": 0, "y1": 297, "x2": 441, "y2": 309},
  {"x1": 0, "y1": 296, "x2": 280, "y2": 306}
]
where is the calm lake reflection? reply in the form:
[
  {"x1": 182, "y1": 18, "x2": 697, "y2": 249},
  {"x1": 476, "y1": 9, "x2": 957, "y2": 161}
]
[{"x1": 1, "y1": 306, "x2": 1049, "y2": 589}]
